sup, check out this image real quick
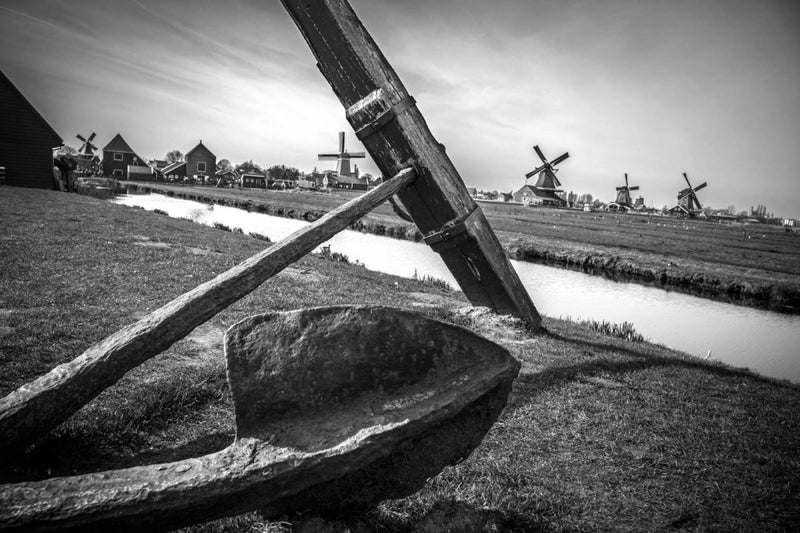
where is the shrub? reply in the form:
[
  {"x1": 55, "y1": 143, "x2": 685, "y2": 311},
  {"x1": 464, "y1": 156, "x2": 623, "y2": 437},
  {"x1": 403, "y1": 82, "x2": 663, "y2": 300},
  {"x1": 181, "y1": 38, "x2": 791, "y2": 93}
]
[
  {"x1": 317, "y1": 244, "x2": 350, "y2": 263},
  {"x1": 412, "y1": 269, "x2": 452, "y2": 291},
  {"x1": 584, "y1": 319, "x2": 645, "y2": 342},
  {"x1": 249, "y1": 232, "x2": 272, "y2": 242}
]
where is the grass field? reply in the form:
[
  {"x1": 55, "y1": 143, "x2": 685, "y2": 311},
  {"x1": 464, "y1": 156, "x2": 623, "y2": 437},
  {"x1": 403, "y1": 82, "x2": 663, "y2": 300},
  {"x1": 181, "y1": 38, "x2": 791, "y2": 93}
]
[
  {"x1": 1, "y1": 188, "x2": 799, "y2": 532},
  {"x1": 124, "y1": 182, "x2": 800, "y2": 312}
]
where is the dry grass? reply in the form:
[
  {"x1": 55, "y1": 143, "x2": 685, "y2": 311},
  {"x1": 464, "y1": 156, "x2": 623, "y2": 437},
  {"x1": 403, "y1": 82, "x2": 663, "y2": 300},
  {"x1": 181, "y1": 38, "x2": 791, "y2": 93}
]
[{"x1": 1, "y1": 187, "x2": 798, "y2": 532}]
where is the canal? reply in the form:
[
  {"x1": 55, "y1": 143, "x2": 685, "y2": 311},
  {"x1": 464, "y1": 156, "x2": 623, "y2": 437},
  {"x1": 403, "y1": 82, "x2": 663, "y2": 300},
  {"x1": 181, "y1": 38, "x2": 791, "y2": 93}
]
[{"x1": 114, "y1": 193, "x2": 800, "y2": 384}]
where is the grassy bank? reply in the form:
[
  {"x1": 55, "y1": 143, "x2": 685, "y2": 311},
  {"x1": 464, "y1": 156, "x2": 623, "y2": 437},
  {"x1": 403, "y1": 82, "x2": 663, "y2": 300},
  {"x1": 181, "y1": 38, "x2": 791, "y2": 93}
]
[
  {"x1": 125, "y1": 182, "x2": 800, "y2": 312},
  {"x1": 1, "y1": 187, "x2": 798, "y2": 532}
]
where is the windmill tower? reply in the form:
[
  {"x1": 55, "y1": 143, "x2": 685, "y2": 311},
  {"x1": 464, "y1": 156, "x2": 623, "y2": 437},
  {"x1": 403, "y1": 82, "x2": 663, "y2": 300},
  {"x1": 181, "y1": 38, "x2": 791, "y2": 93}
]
[
  {"x1": 615, "y1": 173, "x2": 640, "y2": 207},
  {"x1": 524, "y1": 145, "x2": 569, "y2": 206},
  {"x1": 674, "y1": 172, "x2": 708, "y2": 217},
  {"x1": 318, "y1": 132, "x2": 365, "y2": 177}
]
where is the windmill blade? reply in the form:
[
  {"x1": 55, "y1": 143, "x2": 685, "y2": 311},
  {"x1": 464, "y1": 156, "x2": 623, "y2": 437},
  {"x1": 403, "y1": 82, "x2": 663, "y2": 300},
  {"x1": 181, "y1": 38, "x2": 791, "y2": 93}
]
[
  {"x1": 683, "y1": 172, "x2": 693, "y2": 189},
  {"x1": 691, "y1": 193, "x2": 703, "y2": 211},
  {"x1": 533, "y1": 145, "x2": 548, "y2": 164},
  {"x1": 525, "y1": 164, "x2": 546, "y2": 179},
  {"x1": 629, "y1": 186, "x2": 640, "y2": 191},
  {"x1": 550, "y1": 152, "x2": 570, "y2": 167},
  {"x1": 76, "y1": 134, "x2": 87, "y2": 143},
  {"x1": 693, "y1": 182, "x2": 708, "y2": 192},
  {"x1": 318, "y1": 154, "x2": 340, "y2": 160},
  {"x1": 624, "y1": 173, "x2": 629, "y2": 187},
  {"x1": 551, "y1": 171, "x2": 562, "y2": 188},
  {"x1": 615, "y1": 186, "x2": 626, "y2": 191},
  {"x1": 88, "y1": 132, "x2": 96, "y2": 142},
  {"x1": 338, "y1": 131, "x2": 345, "y2": 153},
  {"x1": 345, "y1": 151, "x2": 366, "y2": 158}
]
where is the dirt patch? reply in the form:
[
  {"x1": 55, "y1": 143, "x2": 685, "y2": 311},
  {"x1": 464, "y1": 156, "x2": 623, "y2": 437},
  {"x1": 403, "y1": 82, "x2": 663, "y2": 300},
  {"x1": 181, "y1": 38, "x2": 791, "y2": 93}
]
[{"x1": 133, "y1": 241, "x2": 172, "y2": 249}]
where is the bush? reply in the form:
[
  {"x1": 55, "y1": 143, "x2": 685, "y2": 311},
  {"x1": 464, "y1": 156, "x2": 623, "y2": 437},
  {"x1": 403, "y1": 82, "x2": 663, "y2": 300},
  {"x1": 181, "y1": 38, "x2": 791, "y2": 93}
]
[
  {"x1": 249, "y1": 232, "x2": 272, "y2": 242},
  {"x1": 317, "y1": 244, "x2": 350, "y2": 263},
  {"x1": 583, "y1": 319, "x2": 645, "y2": 342},
  {"x1": 412, "y1": 269, "x2": 452, "y2": 291}
]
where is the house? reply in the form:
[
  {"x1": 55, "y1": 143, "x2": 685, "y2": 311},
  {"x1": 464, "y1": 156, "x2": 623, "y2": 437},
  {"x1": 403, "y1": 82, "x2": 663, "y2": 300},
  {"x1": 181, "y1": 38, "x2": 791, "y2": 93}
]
[
  {"x1": 214, "y1": 168, "x2": 239, "y2": 187},
  {"x1": 512, "y1": 185, "x2": 543, "y2": 206},
  {"x1": 0, "y1": 69, "x2": 63, "y2": 189},
  {"x1": 327, "y1": 173, "x2": 369, "y2": 191},
  {"x1": 240, "y1": 172, "x2": 267, "y2": 188},
  {"x1": 162, "y1": 160, "x2": 187, "y2": 182},
  {"x1": 102, "y1": 133, "x2": 149, "y2": 180},
  {"x1": 185, "y1": 141, "x2": 216, "y2": 184}
]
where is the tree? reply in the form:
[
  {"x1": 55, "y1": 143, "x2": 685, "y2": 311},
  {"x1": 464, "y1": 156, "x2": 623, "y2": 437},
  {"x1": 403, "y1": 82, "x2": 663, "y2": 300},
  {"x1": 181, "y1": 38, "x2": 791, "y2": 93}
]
[
  {"x1": 217, "y1": 159, "x2": 233, "y2": 171},
  {"x1": 236, "y1": 160, "x2": 262, "y2": 174},
  {"x1": 56, "y1": 144, "x2": 78, "y2": 157},
  {"x1": 166, "y1": 150, "x2": 183, "y2": 163},
  {"x1": 266, "y1": 164, "x2": 301, "y2": 180},
  {"x1": 567, "y1": 190, "x2": 577, "y2": 206}
]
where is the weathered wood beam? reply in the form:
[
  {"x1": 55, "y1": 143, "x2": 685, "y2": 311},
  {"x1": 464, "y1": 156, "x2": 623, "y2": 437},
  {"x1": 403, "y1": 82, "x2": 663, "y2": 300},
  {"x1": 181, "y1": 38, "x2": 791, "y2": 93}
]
[
  {"x1": 280, "y1": 0, "x2": 542, "y2": 330},
  {"x1": 0, "y1": 168, "x2": 417, "y2": 455}
]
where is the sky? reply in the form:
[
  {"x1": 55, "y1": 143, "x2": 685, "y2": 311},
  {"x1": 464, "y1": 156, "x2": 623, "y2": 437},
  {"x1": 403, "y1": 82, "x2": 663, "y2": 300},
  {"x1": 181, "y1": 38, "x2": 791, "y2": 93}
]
[{"x1": 1, "y1": 0, "x2": 799, "y2": 217}]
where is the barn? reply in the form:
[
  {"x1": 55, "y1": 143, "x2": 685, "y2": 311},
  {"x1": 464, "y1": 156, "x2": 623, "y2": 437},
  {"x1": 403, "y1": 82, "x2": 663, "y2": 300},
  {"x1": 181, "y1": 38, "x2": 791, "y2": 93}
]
[
  {"x1": 0, "y1": 69, "x2": 63, "y2": 189},
  {"x1": 185, "y1": 141, "x2": 216, "y2": 184},
  {"x1": 102, "y1": 134, "x2": 148, "y2": 179}
]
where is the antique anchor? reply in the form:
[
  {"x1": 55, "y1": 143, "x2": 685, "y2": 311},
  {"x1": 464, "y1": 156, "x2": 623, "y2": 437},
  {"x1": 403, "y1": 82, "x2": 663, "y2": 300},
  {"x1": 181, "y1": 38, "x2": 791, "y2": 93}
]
[{"x1": 1, "y1": 0, "x2": 540, "y2": 529}]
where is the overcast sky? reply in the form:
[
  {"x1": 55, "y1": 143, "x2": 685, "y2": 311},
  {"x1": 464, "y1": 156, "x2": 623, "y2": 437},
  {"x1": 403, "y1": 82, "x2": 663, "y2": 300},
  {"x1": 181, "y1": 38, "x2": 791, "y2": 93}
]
[{"x1": 1, "y1": 0, "x2": 798, "y2": 217}]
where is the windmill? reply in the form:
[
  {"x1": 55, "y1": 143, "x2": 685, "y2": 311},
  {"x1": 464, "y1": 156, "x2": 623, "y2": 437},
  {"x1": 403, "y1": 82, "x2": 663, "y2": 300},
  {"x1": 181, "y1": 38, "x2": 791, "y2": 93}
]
[
  {"x1": 318, "y1": 132, "x2": 365, "y2": 177},
  {"x1": 614, "y1": 173, "x2": 640, "y2": 208},
  {"x1": 673, "y1": 172, "x2": 708, "y2": 217},
  {"x1": 75, "y1": 132, "x2": 100, "y2": 175},
  {"x1": 524, "y1": 145, "x2": 569, "y2": 206},
  {"x1": 76, "y1": 132, "x2": 98, "y2": 157}
]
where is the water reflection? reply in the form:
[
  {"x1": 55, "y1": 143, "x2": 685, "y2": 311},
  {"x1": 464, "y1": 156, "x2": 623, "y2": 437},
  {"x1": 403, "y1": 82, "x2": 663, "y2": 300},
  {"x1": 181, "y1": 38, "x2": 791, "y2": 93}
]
[{"x1": 114, "y1": 193, "x2": 800, "y2": 383}]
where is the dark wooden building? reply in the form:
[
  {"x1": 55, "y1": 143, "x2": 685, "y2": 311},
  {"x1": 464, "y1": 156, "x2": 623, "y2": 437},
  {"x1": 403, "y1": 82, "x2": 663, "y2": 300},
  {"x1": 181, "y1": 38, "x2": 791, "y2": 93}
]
[
  {"x1": 102, "y1": 134, "x2": 147, "y2": 179},
  {"x1": 185, "y1": 141, "x2": 216, "y2": 184},
  {"x1": 0, "y1": 69, "x2": 63, "y2": 189}
]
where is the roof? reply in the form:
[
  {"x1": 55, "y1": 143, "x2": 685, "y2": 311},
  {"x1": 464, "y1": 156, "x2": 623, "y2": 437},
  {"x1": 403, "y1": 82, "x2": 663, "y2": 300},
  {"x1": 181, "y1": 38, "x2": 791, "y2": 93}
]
[
  {"x1": 215, "y1": 168, "x2": 238, "y2": 177},
  {"x1": 162, "y1": 161, "x2": 186, "y2": 174},
  {"x1": 330, "y1": 174, "x2": 368, "y2": 186},
  {"x1": 513, "y1": 184, "x2": 562, "y2": 201},
  {"x1": 103, "y1": 133, "x2": 135, "y2": 153},
  {"x1": 186, "y1": 141, "x2": 215, "y2": 159},
  {"x1": 0, "y1": 68, "x2": 62, "y2": 147}
]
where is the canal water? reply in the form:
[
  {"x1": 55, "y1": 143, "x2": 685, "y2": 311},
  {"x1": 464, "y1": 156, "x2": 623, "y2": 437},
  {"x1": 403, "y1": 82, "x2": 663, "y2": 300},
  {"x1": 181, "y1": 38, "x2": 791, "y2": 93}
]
[{"x1": 114, "y1": 193, "x2": 800, "y2": 384}]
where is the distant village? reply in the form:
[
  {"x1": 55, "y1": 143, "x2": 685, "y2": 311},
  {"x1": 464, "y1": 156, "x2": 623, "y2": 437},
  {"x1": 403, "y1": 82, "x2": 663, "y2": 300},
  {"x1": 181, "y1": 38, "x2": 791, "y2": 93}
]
[{"x1": 1, "y1": 67, "x2": 793, "y2": 228}]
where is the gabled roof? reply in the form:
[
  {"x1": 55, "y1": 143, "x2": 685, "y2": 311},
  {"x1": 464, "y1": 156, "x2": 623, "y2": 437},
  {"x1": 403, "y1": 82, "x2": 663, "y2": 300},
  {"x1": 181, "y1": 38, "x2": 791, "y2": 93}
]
[
  {"x1": 0, "y1": 68, "x2": 62, "y2": 147},
  {"x1": 215, "y1": 168, "x2": 238, "y2": 177},
  {"x1": 186, "y1": 141, "x2": 215, "y2": 159},
  {"x1": 103, "y1": 133, "x2": 135, "y2": 153},
  {"x1": 514, "y1": 184, "x2": 562, "y2": 201},
  {"x1": 162, "y1": 161, "x2": 186, "y2": 174}
]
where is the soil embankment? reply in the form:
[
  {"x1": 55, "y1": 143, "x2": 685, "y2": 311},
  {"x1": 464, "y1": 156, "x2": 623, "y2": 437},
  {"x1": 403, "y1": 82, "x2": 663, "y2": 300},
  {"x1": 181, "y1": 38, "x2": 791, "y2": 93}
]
[{"x1": 123, "y1": 182, "x2": 800, "y2": 313}]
